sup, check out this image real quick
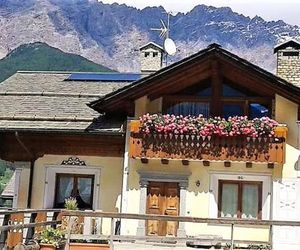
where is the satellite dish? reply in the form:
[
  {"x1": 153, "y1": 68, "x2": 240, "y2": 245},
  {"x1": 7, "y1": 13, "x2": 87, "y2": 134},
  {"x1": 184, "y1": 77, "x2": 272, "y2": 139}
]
[{"x1": 164, "y1": 38, "x2": 177, "y2": 56}]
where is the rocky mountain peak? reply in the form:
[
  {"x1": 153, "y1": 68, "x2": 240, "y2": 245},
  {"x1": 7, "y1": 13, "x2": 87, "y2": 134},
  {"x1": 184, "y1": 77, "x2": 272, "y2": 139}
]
[{"x1": 0, "y1": 0, "x2": 299, "y2": 72}]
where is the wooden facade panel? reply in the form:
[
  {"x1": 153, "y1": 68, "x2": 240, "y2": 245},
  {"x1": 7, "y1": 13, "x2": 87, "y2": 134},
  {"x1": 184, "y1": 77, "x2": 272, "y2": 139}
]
[{"x1": 0, "y1": 133, "x2": 125, "y2": 161}]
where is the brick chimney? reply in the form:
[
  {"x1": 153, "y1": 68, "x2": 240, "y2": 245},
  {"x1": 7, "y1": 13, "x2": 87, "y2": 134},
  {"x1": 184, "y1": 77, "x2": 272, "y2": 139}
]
[
  {"x1": 139, "y1": 42, "x2": 164, "y2": 75},
  {"x1": 274, "y1": 39, "x2": 300, "y2": 87}
]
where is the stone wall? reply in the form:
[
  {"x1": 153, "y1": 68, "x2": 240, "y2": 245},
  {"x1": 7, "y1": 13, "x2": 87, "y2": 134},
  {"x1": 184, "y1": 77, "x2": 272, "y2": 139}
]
[
  {"x1": 277, "y1": 50, "x2": 300, "y2": 87},
  {"x1": 140, "y1": 47, "x2": 163, "y2": 74}
]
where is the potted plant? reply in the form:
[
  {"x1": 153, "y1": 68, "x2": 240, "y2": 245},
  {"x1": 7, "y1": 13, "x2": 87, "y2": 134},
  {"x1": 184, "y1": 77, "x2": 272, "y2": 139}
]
[
  {"x1": 35, "y1": 227, "x2": 65, "y2": 250},
  {"x1": 62, "y1": 197, "x2": 82, "y2": 234}
]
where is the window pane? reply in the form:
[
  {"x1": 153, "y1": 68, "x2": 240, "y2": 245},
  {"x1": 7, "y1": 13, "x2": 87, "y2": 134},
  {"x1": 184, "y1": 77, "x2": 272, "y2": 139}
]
[
  {"x1": 221, "y1": 183, "x2": 238, "y2": 218},
  {"x1": 166, "y1": 102, "x2": 210, "y2": 117},
  {"x1": 223, "y1": 104, "x2": 244, "y2": 119},
  {"x1": 242, "y1": 184, "x2": 259, "y2": 219},
  {"x1": 223, "y1": 84, "x2": 246, "y2": 97},
  {"x1": 196, "y1": 86, "x2": 212, "y2": 96},
  {"x1": 77, "y1": 177, "x2": 93, "y2": 208},
  {"x1": 56, "y1": 176, "x2": 74, "y2": 207},
  {"x1": 249, "y1": 103, "x2": 270, "y2": 119}
]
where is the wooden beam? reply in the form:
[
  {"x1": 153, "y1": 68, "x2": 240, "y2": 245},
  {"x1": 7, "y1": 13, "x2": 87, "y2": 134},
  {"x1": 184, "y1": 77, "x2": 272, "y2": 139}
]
[
  {"x1": 148, "y1": 67, "x2": 211, "y2": 100},
  {"x1": 224, "y1": 161, "x2": 231, "y2": 168},
  {"x1": 203, "y1": 160, "x2": 210, "y2": 167},
  {"x1": 141, "y1": 158, "x2": 149, "y2": 164},
  {"x1": 182, "y1": 160, "x2": 189, "y2": 166},
  {"x1": 246, "y1": 162, "x2": 252, "y2": 168},
  {"x1": 161, "y1": 158, "x2": 169, "y2": 165},
  {"x1": 211, "y1": 60, "x2": 222, "y2": 116}
]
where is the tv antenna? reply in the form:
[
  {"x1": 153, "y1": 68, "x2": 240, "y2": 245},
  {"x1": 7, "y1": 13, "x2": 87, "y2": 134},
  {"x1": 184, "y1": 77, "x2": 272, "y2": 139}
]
[{"x1": 151, "y1": 12, "x2": 177, "y2": 57}]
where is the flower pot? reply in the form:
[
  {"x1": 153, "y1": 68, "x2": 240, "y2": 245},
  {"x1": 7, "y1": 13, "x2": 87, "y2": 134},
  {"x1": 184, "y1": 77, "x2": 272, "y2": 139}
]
[
  {"x1": 69, "y1": 243, "x2": 110, "y2": 250},
  {"x1": 39, "y1": 243, "x2": 56, "y2": 250}
]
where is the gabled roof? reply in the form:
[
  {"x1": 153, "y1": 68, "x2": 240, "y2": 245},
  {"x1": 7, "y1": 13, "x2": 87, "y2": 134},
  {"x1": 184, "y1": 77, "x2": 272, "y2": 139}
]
[
  {"x1": 139, "y1": 42, "x2": 164, "y2": 51},
  {"x1": 89, "y1": 43, "x2": 300, "y2": 113},
  {"x1": 274, "y1": 39, "x2": 300, "y2": 53}
]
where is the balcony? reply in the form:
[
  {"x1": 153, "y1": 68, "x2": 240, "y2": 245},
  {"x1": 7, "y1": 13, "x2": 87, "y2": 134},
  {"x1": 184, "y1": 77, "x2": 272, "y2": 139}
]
[{"x1": 129, "y1": 120, "x2": 287, "y2": 164}]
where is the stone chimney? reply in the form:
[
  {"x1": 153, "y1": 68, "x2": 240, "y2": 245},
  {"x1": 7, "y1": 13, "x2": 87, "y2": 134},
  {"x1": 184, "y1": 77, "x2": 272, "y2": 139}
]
[
  {"x1": 274, "y1": 39, "x2": 300, "y2": 87},
  {"x1": 139, "y1": 42, "x2": 164, "y2": 74}
]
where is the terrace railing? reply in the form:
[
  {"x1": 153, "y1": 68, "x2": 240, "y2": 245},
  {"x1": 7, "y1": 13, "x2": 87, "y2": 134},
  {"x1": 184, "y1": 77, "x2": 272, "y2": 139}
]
[
  {"x1": 0, "y1": 209, "x2": 61, "y2": 249},
  {"x1": 0, "y1": 209, "x2": 299, "y2": 250},
  {"x1": 129, "y1": 121, "x2": 287, "y2": 164},
  {"x1": 62, "y1": 210, "x2": 300, "y2": 250}
]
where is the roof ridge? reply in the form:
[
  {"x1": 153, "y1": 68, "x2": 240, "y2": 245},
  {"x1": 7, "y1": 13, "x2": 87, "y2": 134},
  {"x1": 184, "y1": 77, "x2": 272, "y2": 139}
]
[
  {"x1": 0, "y1": 92, "x2": 103, "y2": 98},
  {"x1": 16, "y1": 71, "x2": 128, "y2": 74}
]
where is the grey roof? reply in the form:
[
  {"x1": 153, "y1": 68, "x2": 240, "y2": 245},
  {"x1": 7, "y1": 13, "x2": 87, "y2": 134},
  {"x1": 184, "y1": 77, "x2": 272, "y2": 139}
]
[
  {"x1": 0, "y1": 71, "x2": 129, "y2": 133},
  {"x1": 274, "y1": 39, "x2": 300, "y2": 53}
]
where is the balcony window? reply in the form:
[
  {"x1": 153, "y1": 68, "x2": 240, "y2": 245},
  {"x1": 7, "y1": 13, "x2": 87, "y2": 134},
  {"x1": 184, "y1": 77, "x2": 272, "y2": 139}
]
[
  {"x1": 54, "y1": 174, "x2": 94, "y2": 209},
  {"x1": 164, "y1": 102, "x2": 210, "y2": 117},
  {"x1": 222, "y1": 84, "x2": 246, "y2": 97},
  {"x1": 218, "y1": 180, "x2": 262, "y2": 219},
  {"x1": 222, "y1": 104, "x2": 244, "y2": 119},
  {"x1": 249, "y1": 103, "x2": 270, "y2": 119}
]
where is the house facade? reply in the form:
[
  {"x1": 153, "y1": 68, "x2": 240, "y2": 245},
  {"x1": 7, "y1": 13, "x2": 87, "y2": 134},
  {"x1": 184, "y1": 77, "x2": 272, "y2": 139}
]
[{"x1": 0, "y1": 41, "x2": 300, "y2": 247}]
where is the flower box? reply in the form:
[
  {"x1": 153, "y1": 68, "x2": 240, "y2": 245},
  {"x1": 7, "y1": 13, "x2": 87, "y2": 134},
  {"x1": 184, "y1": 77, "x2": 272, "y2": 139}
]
[
  {"x1": 129, "y1": 114, "x2": 287, "y2": 164},
  {"x1": 69, "y1": 243, "x2": 109, "y2": 250}
]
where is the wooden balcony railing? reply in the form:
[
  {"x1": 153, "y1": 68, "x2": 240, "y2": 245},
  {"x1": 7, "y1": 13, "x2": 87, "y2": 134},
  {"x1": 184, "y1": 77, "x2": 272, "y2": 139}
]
[
  {"x1": 0, "y1": 209, "x2": 61, "y2": 249},
  {"x1": 129, "y1": 121, "x2": 287, "y2": 164}
]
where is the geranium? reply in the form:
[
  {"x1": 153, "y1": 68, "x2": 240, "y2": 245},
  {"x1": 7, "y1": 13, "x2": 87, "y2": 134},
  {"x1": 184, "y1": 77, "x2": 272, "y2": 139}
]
[{"x1": 139, "y1": 114, "x2": 279, "y2": 138}]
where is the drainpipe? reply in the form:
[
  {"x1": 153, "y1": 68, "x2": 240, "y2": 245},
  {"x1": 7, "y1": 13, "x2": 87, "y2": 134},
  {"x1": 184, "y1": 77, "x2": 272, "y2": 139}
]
[
  {"x1": 120, "y1": 117, "x2": 133, "y2": 235},
  {"x1": 15, "y1": 131, "x2": 35, "y2": 208}
]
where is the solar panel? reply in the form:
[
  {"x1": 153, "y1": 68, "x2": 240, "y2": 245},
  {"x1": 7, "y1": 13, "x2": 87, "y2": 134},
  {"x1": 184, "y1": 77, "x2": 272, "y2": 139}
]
[{"x1": 66, "y1": 73, "x2": 142, "y2": 82}]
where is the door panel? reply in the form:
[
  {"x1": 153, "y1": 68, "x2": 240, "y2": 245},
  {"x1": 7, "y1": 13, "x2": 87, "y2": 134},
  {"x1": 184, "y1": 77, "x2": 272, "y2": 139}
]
[
  {"x1": 273, "y1": 179, "x2": 300, "y2": 250},
  {"x1": 146, "y1": 182, "x2": 179, "y2": 236}
]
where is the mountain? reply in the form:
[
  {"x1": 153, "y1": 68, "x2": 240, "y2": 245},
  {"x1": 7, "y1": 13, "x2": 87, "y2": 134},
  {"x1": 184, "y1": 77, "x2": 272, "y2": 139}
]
[
  {"x1": 0, "y1": 42, "x2": 112, "y2": 82},
  {"x1": 0, "y1": 0, "x2": 299, "y2": 72}
]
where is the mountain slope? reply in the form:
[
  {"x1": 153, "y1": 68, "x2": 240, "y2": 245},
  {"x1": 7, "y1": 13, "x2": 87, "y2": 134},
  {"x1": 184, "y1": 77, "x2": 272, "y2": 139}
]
[
  {"x1": 0, "y1": 0, "x2": 299, "y2": 72},
  {"x1": 0, "y1": 42, "x2": 112, "y2": 82}
]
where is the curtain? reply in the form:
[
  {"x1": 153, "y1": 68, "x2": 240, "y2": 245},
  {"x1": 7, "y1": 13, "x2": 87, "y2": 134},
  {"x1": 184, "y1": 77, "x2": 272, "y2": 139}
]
[
  {"x1": 167, "y1": 102, "x2": 210, "y2": 117},
  {"x1": 221, "y1": 183, "x2": 238, "y2": 218},
  {"x1": 242, "y1": 184, "x2": 259, "y2": 219},
  {"x1": 78, "y1": 177, "x2": 93, "y2": 205},
  {"x1": 57, "y1": 176, "x2": 74, "y2": 204}
]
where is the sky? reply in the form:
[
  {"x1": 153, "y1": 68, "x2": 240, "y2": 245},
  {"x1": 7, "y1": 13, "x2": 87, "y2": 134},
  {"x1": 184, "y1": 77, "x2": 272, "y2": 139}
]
[{"x1": 100, "y1": 0, "x2": 300, "y2": 26}]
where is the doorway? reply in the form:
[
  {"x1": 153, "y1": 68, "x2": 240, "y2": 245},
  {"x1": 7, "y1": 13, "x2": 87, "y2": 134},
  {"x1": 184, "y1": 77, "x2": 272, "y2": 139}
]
[{"x1": 146, "y1": 182, "x2": 180, "y2": 236}]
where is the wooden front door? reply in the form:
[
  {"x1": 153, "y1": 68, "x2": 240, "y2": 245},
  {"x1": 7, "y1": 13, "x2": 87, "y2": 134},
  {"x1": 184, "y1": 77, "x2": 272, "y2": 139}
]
[{"x1": 146, "y1": 182, "x2": 180, "y2": 236}]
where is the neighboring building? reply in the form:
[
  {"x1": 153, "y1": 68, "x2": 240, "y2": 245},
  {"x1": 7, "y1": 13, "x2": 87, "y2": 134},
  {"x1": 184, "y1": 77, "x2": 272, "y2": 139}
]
[
  {"x1": 0, "y1": 171, "x2": 15, "y2": 207},
  {"x1": 0, "y1": 41, "x2": 300, "y2": 248},
  {"x1": 274, "y1": 39, "x2": 300, "y2": 87}
]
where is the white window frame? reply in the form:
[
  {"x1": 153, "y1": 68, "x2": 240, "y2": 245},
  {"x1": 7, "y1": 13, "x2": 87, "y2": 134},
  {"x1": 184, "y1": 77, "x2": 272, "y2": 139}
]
[
  {"x1": 208, "y1": 171, "x2": 271, "y2": 220},
  {"x1": 43, "y1": 165, "x2": 101, "y2": 210}
]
